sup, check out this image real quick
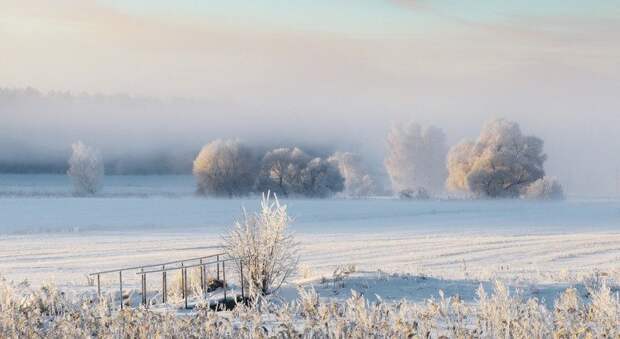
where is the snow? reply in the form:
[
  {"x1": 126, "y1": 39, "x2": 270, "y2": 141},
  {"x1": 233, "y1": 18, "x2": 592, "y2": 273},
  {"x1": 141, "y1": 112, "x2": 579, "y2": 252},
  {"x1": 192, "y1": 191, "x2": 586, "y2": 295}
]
[{"x1": 1, "y1": 174, "x2": 619, "y2": 305}]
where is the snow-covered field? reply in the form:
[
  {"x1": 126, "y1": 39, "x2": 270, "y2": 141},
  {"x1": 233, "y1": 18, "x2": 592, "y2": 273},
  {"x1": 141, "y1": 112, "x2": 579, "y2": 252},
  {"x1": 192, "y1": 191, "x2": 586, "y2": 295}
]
[{"x1": 1, "y1": 174, "x2": 620, "y2": 305}]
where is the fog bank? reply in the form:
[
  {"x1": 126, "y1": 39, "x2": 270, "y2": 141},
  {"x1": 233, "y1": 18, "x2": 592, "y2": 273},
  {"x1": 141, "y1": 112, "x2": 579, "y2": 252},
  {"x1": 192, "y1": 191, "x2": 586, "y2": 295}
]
[{"x1": 1, "y1": 87, "x2": 619, "y2": 197}]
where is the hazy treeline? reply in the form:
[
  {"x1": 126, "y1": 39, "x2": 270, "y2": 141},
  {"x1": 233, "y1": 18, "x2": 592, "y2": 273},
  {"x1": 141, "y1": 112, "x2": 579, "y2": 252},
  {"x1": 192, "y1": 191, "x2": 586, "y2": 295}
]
[
  {"x1": 188, "y1": 118, "x2": 561, "y2": 199},
  {"x1": 385, "y1": 119, "x2": 563, "y2": 200},
  {"x1": 3, "y1": 87, "x2": 563, "y2": 199},
  {"x1": 192, "y1": 140, "x2": 372, "y2": 198},
  {"x1": 0, "y1": 87, "x2": 193, "y2": 174}
]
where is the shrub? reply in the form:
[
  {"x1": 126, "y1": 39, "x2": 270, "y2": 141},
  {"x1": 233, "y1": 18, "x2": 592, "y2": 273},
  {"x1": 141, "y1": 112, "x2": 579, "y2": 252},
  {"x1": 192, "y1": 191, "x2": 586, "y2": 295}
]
[
  {"x1": 67, "y1": 141, "x2": 104, "y2": 195},
  {"x1": 223, "y1": 193, "x2": 299, "y2": 297}
]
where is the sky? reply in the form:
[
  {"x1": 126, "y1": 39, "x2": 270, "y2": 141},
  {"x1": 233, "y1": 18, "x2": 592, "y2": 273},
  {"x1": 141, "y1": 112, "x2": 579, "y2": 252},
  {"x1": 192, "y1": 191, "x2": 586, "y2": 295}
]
[{"x1": 1, "y1": 0, "x2": 619, "y2": 195}]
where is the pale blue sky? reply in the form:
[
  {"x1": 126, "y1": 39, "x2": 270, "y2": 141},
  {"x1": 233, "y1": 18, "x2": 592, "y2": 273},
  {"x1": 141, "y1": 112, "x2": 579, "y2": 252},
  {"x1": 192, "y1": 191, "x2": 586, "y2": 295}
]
[{"x1": 98, "y1": 0, "x2": 620, "y2": 34}]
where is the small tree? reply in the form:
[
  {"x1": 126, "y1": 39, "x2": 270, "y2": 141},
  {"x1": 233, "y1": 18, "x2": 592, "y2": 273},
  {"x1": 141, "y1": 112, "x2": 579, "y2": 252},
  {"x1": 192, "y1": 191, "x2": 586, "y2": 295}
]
[
  {"x1": 385, "y1": 122, "x2": 447, "y2": 196},
  {"x1": 193, "y1": 139, "x2": 258, "y2": 197},
  {"x1": 67, "y1": 141, "x2": 104, "y2": 195},
  {"x1": 223, "y1": 193, "x2": 299, "y2": 297}
]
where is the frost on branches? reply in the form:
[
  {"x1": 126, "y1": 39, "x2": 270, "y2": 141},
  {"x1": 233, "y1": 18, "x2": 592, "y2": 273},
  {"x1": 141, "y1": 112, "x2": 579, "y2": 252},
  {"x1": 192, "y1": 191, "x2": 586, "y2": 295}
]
[
  {"x1": 192, "y1": 139, "x2": 258, "y2": 197},
  {"x1": 256, "y1": 147, "x2": 343, "y2": 198},
  {"x1": 67, "y1": 141, "x2": 104, "y2": 195},
  {"x1": 223, "y1": 193, "x2": 299, "y2": 297},
  {"x1": 446, "y1": 119, "x2": 550, "y2": 198},
  {"x1": 256, "y1": 147, "x2": 312, "y2": 197},
  {"x1": 384, "y1": 122, "x2": 447, "y2": 196}
]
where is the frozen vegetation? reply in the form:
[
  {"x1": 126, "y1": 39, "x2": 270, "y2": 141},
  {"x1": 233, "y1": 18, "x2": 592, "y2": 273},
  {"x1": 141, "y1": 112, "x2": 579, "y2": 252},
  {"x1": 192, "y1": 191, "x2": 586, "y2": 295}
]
[
  {"x1": 193, "y1": 141, "x2": 345, "y2": 198},
  {"x1": 224, "y1": 194, "x2": 299, "y2": 296},
  {"x1": 446, "y1": 119, "x2": 563, "y2": 199},
  {"x1": 0, "y1": 176, "x2": 619, "y2": 338},
  {"x1": 1, "y1": 274, "x2": 619, "y2": 337},
  {"x1": 385, "y1": 122, "x2": 447, "y2": 197},
  {"x1": 67, "y1": 141, "x2": 104, "y2": 195},
  {"x1": 193, "y1": 139, "x2": 258, "y2": 197}
]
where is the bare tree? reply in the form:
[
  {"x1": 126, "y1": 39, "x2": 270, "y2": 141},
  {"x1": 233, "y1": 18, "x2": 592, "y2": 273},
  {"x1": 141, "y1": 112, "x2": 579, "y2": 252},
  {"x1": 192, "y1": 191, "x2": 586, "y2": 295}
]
[
  {"x1": 447, "y1": 119, "x2": 547, "y2": 198},
  {"x1": 522, "y1": 176, "x2": 565, "y2": 200},
  {"x1": 223, "y1": 193, "x2": 299, "y2": 297},
  {"x1": 328, "y1": 152, "x2": 376, "y2": 198},
  {"x1": 192, "y1": 139, "x2": 258, "y2": 197},
  {"x1": 385, "y1": 122, "x2": 447, "y2": 196},
  {"x1": 67, "y1": 141, "x2": 104, "y2": 195}
]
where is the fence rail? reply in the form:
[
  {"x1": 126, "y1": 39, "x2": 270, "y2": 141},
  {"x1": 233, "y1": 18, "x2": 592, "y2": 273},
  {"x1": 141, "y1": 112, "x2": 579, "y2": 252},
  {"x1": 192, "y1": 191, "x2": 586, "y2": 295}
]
[{"x1": 89, "y1": 252, "x2": 245, "y2": 310}]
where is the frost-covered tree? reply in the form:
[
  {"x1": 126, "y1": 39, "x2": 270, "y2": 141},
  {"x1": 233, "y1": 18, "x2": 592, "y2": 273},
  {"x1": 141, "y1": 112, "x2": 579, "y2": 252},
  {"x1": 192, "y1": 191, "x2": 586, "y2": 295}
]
[
  {"x1": 256, "y1": 147, "x2": 311, "y2": 196},
  {"x1": 256, "y1": 147, "x2": 344, "y2": 197},
  {"x1": 257, "y1": 147, "x2": 344, "y2": 197},
  {"x1": 300, "y1": 157, "x2": 344, "y2": 198},
  {"x1": 223, "y1": 193, "x2": 299, "y2": 297},
  {"x1": 446, "y1": 119, "x2": 547, "y2": 198},
  {"x1": 192, "y1": 139, "x2": 258, "y2": 197},
  {"x1": 67, "y1": 141, "x2": 104, "y2": 195},
  {"x1": 522, "y1": 176, "x2": 565, "y2": 200},
  {"x1": 384, "y1": 122, "x2": 447, "y2": 195},
  {"x1": 328, "y1": 152, "x2": 376, "y2": 198}
]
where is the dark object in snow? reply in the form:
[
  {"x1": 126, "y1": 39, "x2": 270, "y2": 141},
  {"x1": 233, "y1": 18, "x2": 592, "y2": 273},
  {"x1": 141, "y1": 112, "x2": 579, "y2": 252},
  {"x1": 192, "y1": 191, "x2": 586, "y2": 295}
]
[
  {"x1": 208, "y1": 295, "x2": 249, "y2": 311},
  {"x1": 207, "y1": 278, "x2": 225, "y2": 292},
  {"x1": 399, "y1": 188, "x2": 430, "y2": 200}
]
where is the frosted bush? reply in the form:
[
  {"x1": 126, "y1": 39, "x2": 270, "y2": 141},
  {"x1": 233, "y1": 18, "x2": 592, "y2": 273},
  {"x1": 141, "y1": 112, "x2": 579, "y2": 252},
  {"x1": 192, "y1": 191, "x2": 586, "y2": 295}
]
[
  {"x1": 587, "y1": 282, "x2": 620, "y2": 336},
  {"x1": 193, "y1": 139, "x2": 258, "y2": 197},
  {"x1": 168, "y1": 267, "x2": 207, "y2": 302},
  {"x1": 257, "y1": 147, "x2": 344, "y2": 198},
  {"x1": 256, "y1": 147, "x2": 311, "y2": 197},
  {"x1": 477, "y1": 281, "x2": 552, "y2": 337},
  {"x1": 223, "y1": 193, "x2": 299, "y2": 297},
  {"x1": 2, "y1": 275, "x2": 620, "y2": 337},
  {"x1": 67, "y1": 141, "x2": 104, "y2": 195}
]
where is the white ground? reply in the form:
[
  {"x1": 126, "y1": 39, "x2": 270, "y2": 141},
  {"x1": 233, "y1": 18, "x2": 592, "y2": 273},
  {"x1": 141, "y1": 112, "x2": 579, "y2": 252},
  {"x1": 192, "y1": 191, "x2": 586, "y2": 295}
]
[{"x1": 1, "y1": 174, "x2": 619, "y2": 305}]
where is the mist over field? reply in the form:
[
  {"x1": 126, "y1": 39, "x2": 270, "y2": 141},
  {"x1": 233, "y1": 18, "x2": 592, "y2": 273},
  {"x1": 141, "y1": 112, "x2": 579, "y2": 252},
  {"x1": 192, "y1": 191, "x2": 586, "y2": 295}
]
[
  {"x1": 1, "y1": 86, "x2": 619, "y2": 197},
  {"x1": 3, "y1": 3, "x2": 620, "y2": 336},
  {"x1": 2, "y1": 1, "x2": 620, "y2": 197}
]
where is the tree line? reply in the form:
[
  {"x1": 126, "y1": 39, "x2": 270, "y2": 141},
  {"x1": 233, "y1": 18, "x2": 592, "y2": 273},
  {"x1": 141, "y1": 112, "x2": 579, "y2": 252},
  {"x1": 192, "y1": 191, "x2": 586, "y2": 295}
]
[{"x1": 68, "y1": 118, "x2": 563, "y2": 200}]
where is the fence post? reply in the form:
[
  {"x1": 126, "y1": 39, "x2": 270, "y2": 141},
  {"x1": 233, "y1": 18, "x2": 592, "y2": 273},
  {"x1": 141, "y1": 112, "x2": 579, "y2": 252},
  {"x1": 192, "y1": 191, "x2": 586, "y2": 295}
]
[
  {"x1": 217, "y1": 255, "x2": 220, "y2": 280},
  {"x1": 199, "y1": 259, "x2": 204, "y2": 294},
  {"x1": 119, "y1": 271, "x2": 123, "y2": 310},
  {"x1": 223, "y1": 260, "x2": 227, "y2": 301},
  {"x1": 183, "y1": 267, "x2": 188, "y2": 309},
  {"x1": 141, "y1": 269, "x2": 147, "y2": 307},
  {"x1": 181, "y1": 262, "x2": 185, "y2": 300},
  {"x1": 202, "y1": 263, "x2": 207, "y2": 299},
  {"x1": 97, "y1": 274, "x2": 101, "y2": 300},
  {"x1": 162, "y1": 265, "x2": 167, "y2": 304}
]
